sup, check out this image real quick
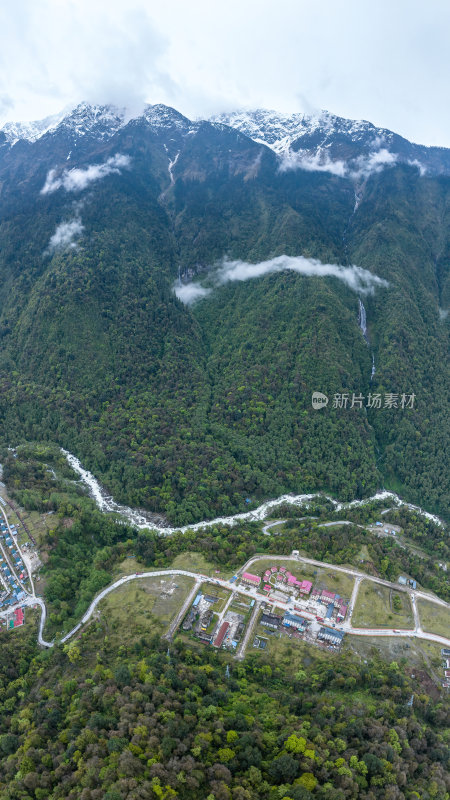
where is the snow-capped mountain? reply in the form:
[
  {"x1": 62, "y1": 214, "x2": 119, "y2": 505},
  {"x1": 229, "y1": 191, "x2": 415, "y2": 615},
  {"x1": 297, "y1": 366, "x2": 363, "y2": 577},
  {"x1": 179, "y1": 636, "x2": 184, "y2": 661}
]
[
  {"x1": 210, "y1": 108, "x2": 396, "y2": 154},
  {"x1": 2, "y1": 101, "x2": 450, "y2": 177},
  {"x1": 211, "y1": 108, "x2": 450, "y2": 177}
]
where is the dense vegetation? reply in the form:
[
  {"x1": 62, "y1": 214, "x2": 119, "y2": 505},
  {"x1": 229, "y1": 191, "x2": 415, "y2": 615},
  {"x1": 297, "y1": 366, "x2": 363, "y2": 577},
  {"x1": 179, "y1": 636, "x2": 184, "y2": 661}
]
[
  {"x1": 0, "y1": 117, "x2": 448, "y2": 522},
  {"x1": 0, "y1": 609, "x2": 448, "y2": 800},
  {"x1": 3, "y1": 447, "x2": 448, "y2": 638}
]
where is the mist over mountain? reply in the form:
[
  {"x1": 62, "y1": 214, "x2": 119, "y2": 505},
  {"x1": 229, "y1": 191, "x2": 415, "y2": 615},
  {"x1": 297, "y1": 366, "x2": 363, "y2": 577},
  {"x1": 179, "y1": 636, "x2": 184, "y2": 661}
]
[{"x1": 0, "y1": 101, "x2": 448, "y2": 523}]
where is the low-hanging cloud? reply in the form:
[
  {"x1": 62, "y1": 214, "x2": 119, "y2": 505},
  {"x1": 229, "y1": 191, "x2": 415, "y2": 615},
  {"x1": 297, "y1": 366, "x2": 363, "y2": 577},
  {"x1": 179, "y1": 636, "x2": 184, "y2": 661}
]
[
  {"x1": 174, "y1": 254, "x2": 389, "y2": 305},
  {"x1": 41, "y1": 153, "x2": 131, "y2": 195},
  {"x1": 173, "y1": 280, "x2": 212, "y2": 305},
  {"x1": 47, "y1": 217, "x2": 84, "y2": 251},
  {"x1": 280, "y1": 146, "x2": 398, "y2": 181},
  {"x1": 279, "y1": 150, "x2": 347, "y2": 177}
]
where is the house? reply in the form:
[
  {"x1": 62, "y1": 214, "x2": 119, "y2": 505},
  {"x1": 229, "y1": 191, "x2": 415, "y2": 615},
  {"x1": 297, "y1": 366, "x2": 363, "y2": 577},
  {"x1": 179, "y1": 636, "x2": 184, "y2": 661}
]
[
  {"x1": 241, "y1": 572, "x2": 261, "y2": 586},
  {"x1": 321, "y1": 590, "x2": 336, "y2": 603},
  {"x1": 408, "y1": 579, "x2": 417, "y2": 589},
  {"x1": 318, "y1": 627, "x2": 344, "y2": 646},
  {"x1": 263, "y1": 584, "x2": 271, "y2": 592},
  {"x1": 213, "y1": 621, "x2": 230, "y2": 648},
  {"x1": 337, "y1": 604, "x2": 348, "y2": 621},
  {"x1": 300, "y1": 580, "x2": 312, "y2": 595},
  {"x1": 260, "y1": 613, "x2": 281, "y2": 629},
  {"x1": 282, "y1": 611, "x2": 308, "y2": 631},
  {"x1": 311, "y1": 587, "x2": 322, "y2": 601},
  {"x1": 398, "y1": 576, "x2": 408, "y2": 586}
]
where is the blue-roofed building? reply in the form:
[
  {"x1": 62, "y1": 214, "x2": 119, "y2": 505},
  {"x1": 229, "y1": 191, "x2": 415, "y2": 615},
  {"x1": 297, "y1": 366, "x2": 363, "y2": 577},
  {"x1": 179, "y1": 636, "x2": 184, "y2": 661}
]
[
  {"x1": 282, "y1": 611, "x2": 308, "y2": 631},
  {"x1": 325, "y1": 604, "x2": 334, "y2": 619},
  {"x1": 318, "y1": 627, "x2": 344, "y2": 645},
  {"x1": 192, "y1": 593, "x2": 202, "y2": 608}
]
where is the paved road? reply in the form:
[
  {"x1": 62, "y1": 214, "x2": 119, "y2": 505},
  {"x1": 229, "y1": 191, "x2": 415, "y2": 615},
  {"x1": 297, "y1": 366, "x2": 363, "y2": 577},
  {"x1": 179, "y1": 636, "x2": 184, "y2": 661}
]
[
  {"x1": 241, "y1": 552, "x2": 450, "y2": 610},
  {"x1": 164, "y1": 579, "x2": 201, "y2": 641},
  {"x1": 4, "y1": 558, "x2": 449, "y2": 654},
  {"x1": 0, "y1": 504, "x2": 34, "y2": 594},
  {"x1": 236, "y1": 600, "x2": 260, "y2": 660}
]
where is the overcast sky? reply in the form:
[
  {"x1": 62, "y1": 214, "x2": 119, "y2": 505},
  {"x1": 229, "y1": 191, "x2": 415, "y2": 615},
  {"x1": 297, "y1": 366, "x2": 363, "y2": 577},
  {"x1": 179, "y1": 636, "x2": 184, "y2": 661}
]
[{"x1": 1, "y1": 0, "x2": 449, "y2": 146}]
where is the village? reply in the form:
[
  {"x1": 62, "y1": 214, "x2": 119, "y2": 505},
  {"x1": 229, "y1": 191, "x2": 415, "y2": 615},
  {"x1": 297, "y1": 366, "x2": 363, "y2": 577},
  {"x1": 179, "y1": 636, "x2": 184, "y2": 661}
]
[{"x1": 180, "y1": 561, "x2": 349, "y2": 653}]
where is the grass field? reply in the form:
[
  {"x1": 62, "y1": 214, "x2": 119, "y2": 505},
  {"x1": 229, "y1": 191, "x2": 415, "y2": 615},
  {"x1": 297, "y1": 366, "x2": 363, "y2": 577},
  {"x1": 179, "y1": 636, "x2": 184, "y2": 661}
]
[
  {"x1": 247, "y1": 557, "x2": 355, "y2": 599},
  {"x1": 169, "y1": 552, "x2": 218, "y2": 575},
  {"x1": 418, "y1": 599, "x2": 450, "y2": 638},
  {"x1": 98, "y1": 574, "x2": 195, "y2": 638},
  {"x1": 352, "y1": 581, "x2": 414, "y2": 629}
]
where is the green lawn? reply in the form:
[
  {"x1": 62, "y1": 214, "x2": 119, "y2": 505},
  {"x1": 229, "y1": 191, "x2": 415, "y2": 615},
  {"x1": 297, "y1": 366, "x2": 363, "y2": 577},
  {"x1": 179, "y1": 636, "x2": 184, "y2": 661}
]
[
  {"x1": 417, "y1": 599, "x2": 450, "y2": 638},
  {"x1": 352, "y1": 581, "x2": 413, "y2": 629}
]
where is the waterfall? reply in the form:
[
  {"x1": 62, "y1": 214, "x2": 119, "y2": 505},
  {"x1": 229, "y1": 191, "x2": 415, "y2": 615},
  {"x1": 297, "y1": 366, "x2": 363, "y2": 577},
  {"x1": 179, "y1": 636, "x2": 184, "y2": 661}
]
[
  {"x1": 358, "y1": 298, "x2": 376, "y2": 379},
  {"x1": 358, "y1": 298, "x2": 368, "y2": 341}
]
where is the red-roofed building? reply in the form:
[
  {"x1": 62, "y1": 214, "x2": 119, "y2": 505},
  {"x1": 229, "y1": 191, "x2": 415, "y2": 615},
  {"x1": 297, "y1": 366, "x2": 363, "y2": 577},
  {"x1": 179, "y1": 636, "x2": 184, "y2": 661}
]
[
  {"x1": 300, "y1": 580, "x2": 312, "y2": 594},
  {"x1": 242, "y1": 572, "x2": 260, "y2": 586},
  {"x1": 271, "y1": 567, "x2": 278, "y2": 573},
  {"x1": 321, "y1": 590, "x2": 336, "y2": 602},
  {"x1": 337, "y1": 604, "x2": 348, "y2": 620},
  {"x1": 13, "y1": 607, "x2": 24, "y2": 627},
  {"x1": 263, "y1": 584, "x2": 271, "y2": 592},
  {"x1": 213, "y1": 621, "x2": 229, "y2": 648},
  {"x1": 279, "y1": 567, "x2": 287, "y2": 573}
]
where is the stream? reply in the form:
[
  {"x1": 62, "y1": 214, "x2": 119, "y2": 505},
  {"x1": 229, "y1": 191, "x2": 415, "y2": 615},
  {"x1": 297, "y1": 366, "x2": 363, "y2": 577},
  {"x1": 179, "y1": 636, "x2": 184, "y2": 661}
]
[{"x1": 62, "y1": 449, "x2": 444, "y2": 533}]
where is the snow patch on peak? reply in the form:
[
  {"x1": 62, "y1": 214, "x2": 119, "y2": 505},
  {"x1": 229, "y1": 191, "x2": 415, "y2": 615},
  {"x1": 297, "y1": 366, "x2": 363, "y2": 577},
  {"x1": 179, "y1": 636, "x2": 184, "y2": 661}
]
[
  {"x1": 142, "y1": 104, "x2": 194, "y2": 132},
  {"x1": 211, "y1": 108, "x2": 325, "y2": 153},
  {"x1": 1, "y1": 109, "x2": 68, "y2": 144}
]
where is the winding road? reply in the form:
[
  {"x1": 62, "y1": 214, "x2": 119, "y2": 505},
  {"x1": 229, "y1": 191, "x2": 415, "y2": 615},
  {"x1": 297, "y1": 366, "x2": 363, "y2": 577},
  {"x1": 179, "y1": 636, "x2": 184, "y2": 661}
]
[{"x1": 8, "y1": 555, "x2": 448, "y2": 653}]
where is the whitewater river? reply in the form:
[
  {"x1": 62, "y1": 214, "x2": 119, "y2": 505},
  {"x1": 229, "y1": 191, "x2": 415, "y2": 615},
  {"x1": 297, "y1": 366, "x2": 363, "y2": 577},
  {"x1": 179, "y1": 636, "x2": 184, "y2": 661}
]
[{"x1": 62, "y1": 449, "x2": 444, "y2": 533}]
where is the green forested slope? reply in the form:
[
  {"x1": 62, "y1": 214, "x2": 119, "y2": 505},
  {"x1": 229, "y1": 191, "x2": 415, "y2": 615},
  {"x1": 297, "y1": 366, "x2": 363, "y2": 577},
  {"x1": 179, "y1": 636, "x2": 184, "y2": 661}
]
[
  {"x1": 0, "y1": 612, "x2": 448, "y2": 800},
  {"x1": 0, "y1": 120, "x2": 448, "y2": 522}
]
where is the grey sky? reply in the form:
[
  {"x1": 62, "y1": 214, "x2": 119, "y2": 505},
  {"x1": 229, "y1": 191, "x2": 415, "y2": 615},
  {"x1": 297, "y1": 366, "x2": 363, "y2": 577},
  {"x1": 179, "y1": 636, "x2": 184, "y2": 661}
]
[{"x1": 1, "y1": 0, "x2": 449, "y2": 146}]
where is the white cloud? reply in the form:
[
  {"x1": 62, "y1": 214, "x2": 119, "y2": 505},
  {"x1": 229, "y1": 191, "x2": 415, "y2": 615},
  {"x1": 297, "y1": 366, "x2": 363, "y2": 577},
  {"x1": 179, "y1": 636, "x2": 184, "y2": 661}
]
[
  {"x1": 48, "y1": 218, "x2": 84, "y2": 251},
  {"x1": 174, "y1": 254, "x2": 389, "y2": 304},
  {"x1": 280, "y1": 146, "x2": 398, "y2": 181},
  {"x1": 279, "y1": 150, "x2": 347, "y2": 177},
  {"x1": 349, "y1": 148, "x2": 398, "y2": 180},
  {"x1": 173, "y1": 280, "x2": 212, "y2": 305},
  {"x1": 1, "y1": 1, "x2": 450, "y2": 147},
  {"x1": 41, "y1": 153, "x2": 131, "y2": 195},
  {"x1": 407, "y1": 158, "x2": 427, "y2": 176}
]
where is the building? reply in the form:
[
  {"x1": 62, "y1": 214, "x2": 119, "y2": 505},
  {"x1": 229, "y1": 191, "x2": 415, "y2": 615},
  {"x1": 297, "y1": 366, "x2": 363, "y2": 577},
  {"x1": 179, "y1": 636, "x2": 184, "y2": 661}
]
[
  {"x1": 398, "y1": 576, "x2": 408, "y2": 586},
  {"x1": 408, "y1": 579, "x2": 417, "y2": 589},
  {"x1": 260, "y1": 612, "x2": 281, "y2": 629},
  {"x1": 241, "y1": 572, "x2": 261, "y2": 586},
  {"x1": 263, "y1": 584, "x2": 271, "y2": 592},
  {"x1": 300, "y1": 580, "x2": 312, "y2": 595},
  {"x1": 337, "y1": 604, "x2": 348, "y2": 621},
  {"x1": 311, "y1": 587, "x2": 322, "y2": 601},
  {"x1": 318, "y1": 627, "x2": 344, "y2": 646},
  {"x1": 282, "y1": 611, "x2": 308, "y2": 631},
  {"x1": 321, "y1": 590, "x2": 336, "y2": 603},
  {"x1": 213, "y1": 621, "x2": 230, "y2": 648}
]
